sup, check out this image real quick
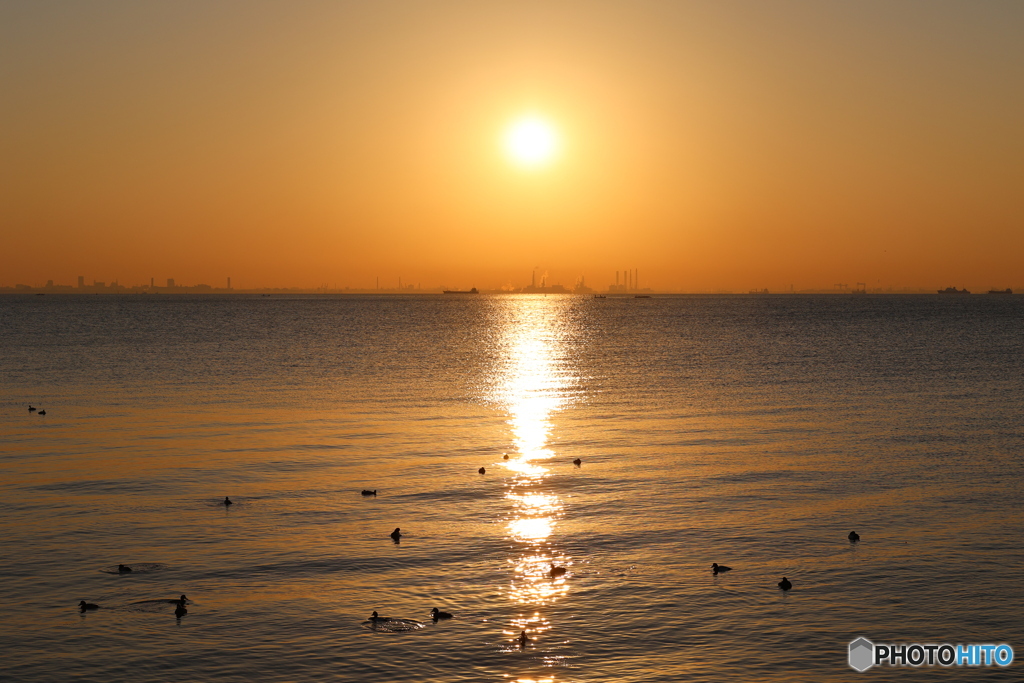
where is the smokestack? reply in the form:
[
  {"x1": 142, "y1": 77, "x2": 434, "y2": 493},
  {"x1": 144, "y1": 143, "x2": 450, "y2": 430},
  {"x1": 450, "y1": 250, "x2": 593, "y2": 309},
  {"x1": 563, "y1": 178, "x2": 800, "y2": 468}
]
[
  {"x1": 227, "y1": 277, "x2": 231, "y2": 290},
  {"x1": 150, "y1": 277, "x2": 154, "y2": 288}
]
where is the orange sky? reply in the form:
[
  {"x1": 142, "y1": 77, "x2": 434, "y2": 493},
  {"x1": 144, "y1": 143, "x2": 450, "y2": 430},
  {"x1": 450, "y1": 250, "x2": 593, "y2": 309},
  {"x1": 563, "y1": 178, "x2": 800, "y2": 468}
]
[{"x1": 2, "y1": 1, "x2": 1022, "y2": 291}]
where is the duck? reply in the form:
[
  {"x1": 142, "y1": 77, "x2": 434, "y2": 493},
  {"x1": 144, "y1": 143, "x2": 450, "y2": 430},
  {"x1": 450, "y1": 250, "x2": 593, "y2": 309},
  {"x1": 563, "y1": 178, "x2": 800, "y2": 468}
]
[
  {"x1": 518, "y1": 630, "x2": 531, "y2": 648},
  {"x1": 549, "y1": 563, "x2": 567, "y2": 578},
  {"x1": 572, "y1": 458, "x2": 582, "y2": 466},
  {"x1": 28, "y1": 405, "x2": 36, "y2": 412},
  {"x1": 431, "y1": 607, "x2": 453, "y2": 620},
  {"x1": 778, "y1": 577, "x2": 792, "y2": 591},
  {"x1": 38, "y1": 410, "x2": 46, "y2": 415},
  {"x1": 223, "y1": 496, "x2": 233, "y2": 506},
  {"x1": 179, "y1": 594, "x2": 188, "y2": 603},
  {"x1": 369, "y1": 610, "x2": 384, "y2": 622},
  {"x1": 503, "y1": 454, "x2": 509, "y2": 460},
  {"x1": 174, "y1": 599, "x2": 187, "y2": 617},
  {"x1": 361, "y1": 490, "x2": 377, "y2": 496},
  {"x1": 478, "y1": 467, "x2": 486, "y2": 474},
  {"x1": 118, "y1": 564, "x2": 133, "y2": 573},
  {"x1": 390, "y1": 528, "x2": 402, "y2": 541},
  {"x1": 711, "y1": 563, "x2": 732, "y2": 573},
  {"x1": 79, "y1": 601, "x2": 99, "y2": 611},
  {"x1": 848, "y1": 531, "x2": 860, "y2": 542}
]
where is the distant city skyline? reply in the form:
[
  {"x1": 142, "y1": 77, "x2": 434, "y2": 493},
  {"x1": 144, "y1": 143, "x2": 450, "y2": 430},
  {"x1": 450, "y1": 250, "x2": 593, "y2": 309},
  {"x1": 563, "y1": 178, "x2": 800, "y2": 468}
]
[{"x1": 2, "y1": 268, "x2": 1016, "y2": 295}]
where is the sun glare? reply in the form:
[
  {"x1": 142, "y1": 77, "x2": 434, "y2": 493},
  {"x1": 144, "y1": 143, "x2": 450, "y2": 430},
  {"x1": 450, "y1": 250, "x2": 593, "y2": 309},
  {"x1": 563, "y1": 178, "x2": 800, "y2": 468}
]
[{"x1": 504, "y1": 116, "x2": 559, "y2": 168}]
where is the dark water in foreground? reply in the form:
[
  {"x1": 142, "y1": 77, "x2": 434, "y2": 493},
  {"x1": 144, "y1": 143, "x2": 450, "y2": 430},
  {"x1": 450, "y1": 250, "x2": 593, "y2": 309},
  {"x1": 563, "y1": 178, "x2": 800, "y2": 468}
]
[{"x1": 1, "y1": 294, "x2": 1022, "y2": 682}]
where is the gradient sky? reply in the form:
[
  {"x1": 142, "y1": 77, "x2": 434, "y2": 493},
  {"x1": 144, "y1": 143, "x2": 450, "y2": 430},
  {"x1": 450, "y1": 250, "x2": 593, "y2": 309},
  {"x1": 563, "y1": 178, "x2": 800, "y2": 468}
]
[{"x1": 2, "y1": 0, "x2": 1022, "y2": 291}]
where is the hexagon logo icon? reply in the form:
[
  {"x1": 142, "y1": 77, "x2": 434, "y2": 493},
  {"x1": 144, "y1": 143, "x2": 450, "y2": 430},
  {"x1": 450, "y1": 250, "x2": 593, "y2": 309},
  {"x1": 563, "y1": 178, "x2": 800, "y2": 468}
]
[{"x1": 849, "y1": 638, "x2": 874, "y2": 671}]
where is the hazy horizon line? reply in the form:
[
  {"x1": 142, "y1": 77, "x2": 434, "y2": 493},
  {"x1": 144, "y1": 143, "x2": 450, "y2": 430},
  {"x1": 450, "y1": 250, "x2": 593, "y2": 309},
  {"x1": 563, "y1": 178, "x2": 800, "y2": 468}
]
[{"x1": 2, "y1": 283, "x2": 1018, "y2": 295}]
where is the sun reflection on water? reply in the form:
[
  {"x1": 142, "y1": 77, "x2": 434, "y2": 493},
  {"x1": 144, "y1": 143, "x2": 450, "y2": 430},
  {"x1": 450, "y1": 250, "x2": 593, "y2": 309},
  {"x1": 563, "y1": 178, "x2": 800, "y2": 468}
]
[{"x1": 490, "y1": 297, "x2": 580, "y2": 634}]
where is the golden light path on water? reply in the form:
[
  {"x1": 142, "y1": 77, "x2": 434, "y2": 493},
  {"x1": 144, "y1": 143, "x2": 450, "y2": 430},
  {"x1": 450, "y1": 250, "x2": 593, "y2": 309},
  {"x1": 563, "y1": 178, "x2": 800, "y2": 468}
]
[{"x1": 489, "y1": 297, "x2": 576, "y2": 668}]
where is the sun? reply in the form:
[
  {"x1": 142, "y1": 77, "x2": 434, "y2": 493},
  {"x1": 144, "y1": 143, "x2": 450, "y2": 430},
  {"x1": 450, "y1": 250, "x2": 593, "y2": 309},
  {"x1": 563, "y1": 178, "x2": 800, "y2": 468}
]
[{"x1": 504, "y1": 116, "x2": 559, "y2": 168}]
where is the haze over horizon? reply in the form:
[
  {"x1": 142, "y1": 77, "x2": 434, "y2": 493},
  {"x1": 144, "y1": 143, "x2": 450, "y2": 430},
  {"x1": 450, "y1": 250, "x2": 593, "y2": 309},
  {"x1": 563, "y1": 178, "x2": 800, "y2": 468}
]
[{"x1": 3, "y1": 1, "x2": 1022, "y2": 292}]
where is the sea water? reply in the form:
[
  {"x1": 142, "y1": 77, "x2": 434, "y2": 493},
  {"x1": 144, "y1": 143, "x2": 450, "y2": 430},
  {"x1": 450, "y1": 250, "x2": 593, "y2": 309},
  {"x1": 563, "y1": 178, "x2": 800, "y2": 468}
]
[{"x1": 1, "y1": 294, "x2": 1022, "y2": 681}]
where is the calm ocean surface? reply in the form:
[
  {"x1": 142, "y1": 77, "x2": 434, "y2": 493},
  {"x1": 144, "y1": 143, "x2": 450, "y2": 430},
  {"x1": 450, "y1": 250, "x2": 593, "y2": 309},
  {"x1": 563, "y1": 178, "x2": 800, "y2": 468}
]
[{"x1": 2, "y1": 294, "x2": 1022, "y2": 682}]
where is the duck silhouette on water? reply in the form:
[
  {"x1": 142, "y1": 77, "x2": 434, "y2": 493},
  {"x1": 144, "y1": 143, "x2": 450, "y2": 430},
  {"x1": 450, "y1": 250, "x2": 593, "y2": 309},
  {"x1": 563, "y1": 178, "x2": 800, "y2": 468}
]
[
  {"x1": 28, "y1": 405, "x2": 36, "y2": 412},
  {"x1": 361, "y1": 490, "x2": 377, "y2": 496},
  {"x1": 174, "y1": 598, "x2": 188, "y2": 618},
  {"x1": 518, "y1": 630, "x2": 531, "y2": 649},
  {"x1": 38, "y1": 410, "x2": 46, "y2": 415},
  {"x1": 478, "y1": 467, "x2": 486, "y2": 474},
  {"x1": 711, "y1": 563, "x2": 732, "y2": 574},
  {"x1": 118, "y1": 564, "x2": 133, "y2": 574},
  {"x1": 368, "y1": 610, "x2": 396, "y2": 625},
  {"x1": 223, "y1": 497, "x2": 233, "y2": 506},
  {"x1": 778, "y1": 577, "x2": 792, "y2": 591},
  {"x1": 848, "y1": 531, "x2": 860, "y2": 542},
  {"x1": 390, "y1": 528, "x2": 402, "y2": 542},
  {"x1": 431, "y1": 607, "x2": 453, "y2": 620},
  {"x1": 549, "y1": 563, "x2": 567, "y2": 578},
  {"x1": 572, "y1": 458, "x2": 582, "y2": 466},
  {"x1": 79, "y1": 601, "x2": 99, "y2": 611}
]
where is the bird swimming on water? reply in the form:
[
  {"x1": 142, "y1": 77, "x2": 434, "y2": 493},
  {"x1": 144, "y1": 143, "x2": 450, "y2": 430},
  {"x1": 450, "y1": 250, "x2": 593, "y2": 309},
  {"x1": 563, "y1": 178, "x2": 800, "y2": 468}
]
[
  {"x1": 572, "y1": 458, "x2": 582, "y2": 466},
  {"x1": 28, "y1": 405, "x2": 36, "y2": 412},
  {"x1": 518, "y1": 630, "x2": 531, "y2": 648},
  {"x1": 549, "y1": 563, "x2": 567, "y2": 578},
  {"x1": 174, "y1": 599, "x2": 187, "y2": 617},
  {"x1": 118, "y1": 564, "x2": 132, "y2": 573},
  {"x1": 848, "y1": 530, "x2": 860, "y2": 542},
  {"x1": 478, "y1": 467, "x2": 486, "y2": 474},
  {"x1": 79, "y1": 601, "x2": 99, "y2": 611},
  {"x1": 223, "y1": 497, "x2": 233, "y2": 506},
  {"x1": 431, "y1": 607, "x2": 453, "y2": 620},
  {"x1": 361, "y1": 489, "x2": 377, "y2": 496},
  {"x1": 503, "y1": 454, "x2": 509, "y2": 460},
  {"x1": 38, "y1": 410, "x2": 46, "y2": 415},
  {"x1": 712, "y1": 563, "x2": 732, "y2": 573},
  {"x1": 390, "y1": 528, "x2": 402, "y2": 541},
  {"x1": 778, "y1": 577, "x2": 792, "y2": 591}
]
